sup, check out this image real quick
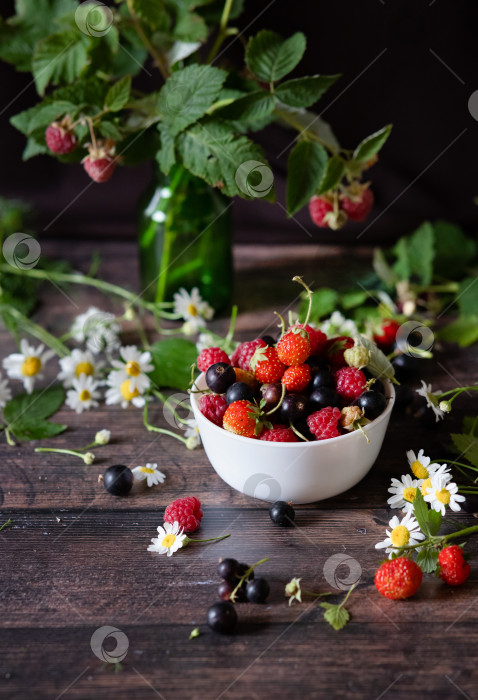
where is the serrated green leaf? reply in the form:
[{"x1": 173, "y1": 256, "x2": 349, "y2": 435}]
[
  {"x1": 217, "y1": 92, "x2": 275, "y2": 122},
  {"x1": 316, "y1": 154, "x2": 345, "y2": 196},
  {"x1": 373, "y1": 248, "x2": 397, "y2": 288},
  {"x1": 275, "y1": 105, "x2": 340, "y2": 152},
  {"x1": 392, "y1": 236, "x2": 411, "y2": 281},
  {"x1": 412, "y1": 488, "x2": 431, "y2": 538},
  {"x1": 246, "y1": 30, "x2": 306, "y2": 83},
  {"x1": 105, "y1": 76, "x2": 131, "y2": 112},
  {"x1": 98, "y1": 120, "x2": 123, "y2": 141},
  {"x1": 456, "y1": 277, "x2": 478, "y2": 318},
  {"x1": 156, "y1": 124, "x2": 176, "y2": 174},
  {"x1": 451, "y1": 433, "x2": 478, "y2": 468},
  {"x1": 353, "y1": 124, "x2": 392, "y2": 163},
  {"x1": 463, "y1": 417, "x2": 478, "y2": 437},
  {"x1": 11, "y1": 419, "x2": 67, "y2": 441},
  {"x1": 340, "y1": 290, "x2": 368, "y2": 310},
  {"x1": 436, "y1": 316, "x2": 478, "y2": 348},
  {"x1": 148, "y1": 338, "x2": 198, "y2": 391},
  {"x1": 416, "y1": 548, "x2": 439, "y2": 574},
  {"x1": 4, "y1": 385, "x2": 66, "y2": 425},
  {"x1": 172, "y1": 8, "x2": 207, "y2": 42},
  {"x1": 286, "y1": 140, "x2": 327, "y2": 216},
  {"x1": 275, "y1": 75, "x2": 339, "y2": 108},
  {"x1": 433, "y1": 220, "x2": 477, "y2": 278},
  {"x1": 22, "y1": 138, "x2": 48, "y2": 160},
  {"x1": 320, "y1": 602, "x2": 350, "y2": 631},
  {"x1": 406, "y1": 221, "x2": 435, "y2": 285},
  {"x1": 131, "y1": 0, "x2": 168, "y2": 29},
  {"x1": 428, "y1": 509, "x2": 442, "y2": 536},
  {"x1": 32, "y1": 31, "x2": 90, "y2": 95},
  {"x1": 158, "y1": 64, "x2": 226, "y2": 135}
]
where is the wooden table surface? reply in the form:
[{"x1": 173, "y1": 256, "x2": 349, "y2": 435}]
[{"x1": 1, "y1": 241, "x2": 478, "y2": 700}]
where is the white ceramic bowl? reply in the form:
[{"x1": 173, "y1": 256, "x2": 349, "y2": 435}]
[{"x1": 190, "y1": 375, "x2": 395, "y2": 504}]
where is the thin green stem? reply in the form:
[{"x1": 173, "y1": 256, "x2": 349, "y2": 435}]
[
  {"x1": 126, "y1": 0, "x2": 170, "y2": 79},
  {"x1": 0, "y1": 304, "x2": 69, "y2": 357},
  {"x1": 143, "y1": 403, "x2": 188, "y2": 445},
  {"x1": 273, "y1": 107, "x2": 339, "y2": 155},
  {"x1": 207, "y1": 0, "x2": 234, "y2": 63},
  {"x1": 4, "y1": 428, "x2": 16, "y2": 446},
  {"x1": 0, "y1": 518, "x2": 12, "y2": 532},
  {"x1": 187, "y1": 534, "x2": 230, "y2": 544},
  {"x1": 230, "y1": 557, "x2": 269, "y2": 602},
  {"x1": 391, "y1": 524, "x2": 478, "y2": 555},
  {"x1": 35, "y1": 447, "x2": 93, "y2": 462},
  {"x1": 340, "y1": 583, "x2": 356, "y2": 607},
  {"x1": 438, "y1": 386, "x2": 478, "y2": 399}
]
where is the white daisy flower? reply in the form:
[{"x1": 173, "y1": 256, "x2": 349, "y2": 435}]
[
  {"x1": 424, "y1": 475, "x2": 466, "y2": 516},
  {"x1": 375, "y1": 511, "x2": 425, "y2": 558},
  {"x1": 57, "y1": 348, "x2": 103, "y2": 387},
  {"x1": 406, "y1": 448, "x2": 440, "y2": 480},
  {"x1": 3, "y1": 339, "x2": 55, "y2": 394},
  {"x1": 70, "y1": 306, "x2": 121, "y2": 355},
  {"x1": 416, "y1": 380, "x2": 445, "y2": 422},
  {"x1": 65, "y1": 375, "x2": 101, "y2": 413},
  {"x1": 132, "y1": 463, "x2": 166, "y2": 487},
  {"x1": 173, "y1": 287, "x2": 214, "y2": 331},
  {"x1": 111, "y1": 345, "x2": 153, "y2": 392},
  {"x1": 184, "y1": 418, "x2": 201, "y2": 449},
  {"x1": 95, "y1": 429, "x2": 111, "y2": 445},
  {"x1": 105, "y1": 370, "x2": 146, "y2": 409},
  {"x1": 147, "y1": 520, "x2": 187, "y2": 556},
  {"x1": 0, "y1": 372, "x2": 12, "y2": 408},
  {"x1": 387, "y1": 474, "x2": 420, "y2": 513}
]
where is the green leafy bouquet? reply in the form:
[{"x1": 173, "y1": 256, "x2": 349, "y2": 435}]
[{"x1": 0, "y1": 0, "x2": 391, "y2": 222}]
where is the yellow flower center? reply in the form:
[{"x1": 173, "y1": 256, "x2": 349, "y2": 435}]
[
  {"x1": 421, "y1": 478, "x2": 432, "y2": 496},
  {"x1": 21, "y1": 356, "x2": 41, "y2": 376},
  {"x1": 187, "y1": 303, "x2": 198, "y2": 317},
  {"x1": 411, "y1": 460, "x2": 429, "y2": 479},
  {"x1": 79, "y1": 389, "x2": 91, "y2": 402},
  {"x1": 126, "y1": 361, "x2": 141, "y2": 377},
  {"x1": 161, "y1": 534, "x2": 176, "y2": 548},
  {"x1": 403, "y1": 487, "x2": 417, "y2": 503},
  {"x1": 138, "y1": 467, "x2": 155, "y2": 474},
  {"x1": 75, "y1": 361, "x2": 94, "y2": 377},
  {"x1": 435, "y1": 488, "x2": 451, "y2": 505},
  {"x1": 120, "y1": 379, "x2": 140, "y2": 401},
  {"x1": 390, "y1": 525, "x2": 410, "y2": 547}
]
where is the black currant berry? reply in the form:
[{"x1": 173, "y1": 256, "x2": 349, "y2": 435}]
[
  {"x1": 205, "y1": 362, "x2": 236, "y2": 394},
  {"x1": 218, "y1": 580, "x2": 246, "y2": 602},
  {"x1": 217, "y1": 558, "x2": 239, "y2": 581},
  {"x1": 367, "y1": 378, "x2": 385, "y2": 394},
  {"x1": 260, "y1": 335, "x2": 276, "y2": 346},
  {"x1": 260, "y1": 383, "x2": 282, "y2": 411},
  {"x1": 309, "y1": 387, "x2": 341, "y2": 411},
  {"x1": 236, "y1": 563, "x2": 254, "y2": 581},
  {"x1": 226, "y1": 382, "x2": 254, "y2": 405},
  {"x1": 392, "y1": 354, "x2": 420, "y2": 382},
  {"x1": 103, "y1": 465, "x2": 133, "y2": 497},
  {"x1": 246, "y1": 578, "x2": 270, "y2": 604},
  {"x1": 269, "y1": 500, "x2": 295, "y2": 526},
  {"x1": 306, "y1": 356, "x2": 328, "y2": 372},
  {"x1": 281, "y1": 394, "x2": 309, "y2": 423},
  {"x1": 357, "y1": 391, "x2": 387, "y2": 420},
  {"x1": 311, "y1": 368, "x2": 334, "y2": 390},
  {"x1": 207, "y1": 601, "x2": 238, "y2": 634}
]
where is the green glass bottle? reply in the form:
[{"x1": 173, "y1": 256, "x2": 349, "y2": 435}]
[{"x1": 138, "y1": 164, "x2": 233, "y2": 311}]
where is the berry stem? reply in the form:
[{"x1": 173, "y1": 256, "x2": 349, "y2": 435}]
[
  {"x1": 34, "y1": 447, "x2": 94, "y2": 464},
  {"x1": 265, "y1": 383, "x2": 286, "y2": 416},
  {"x1": 274, "y1": 311, "x2": 286, "y2": 338},
  {"x1": 302, "y1": 590, "x2": 333, "y2": 598},
  {"x1": 391, "y1": 524, "x2": 478, "y2": 554},
  {"x1": 206, "y1": 0, "x2": 235, "y2": 63},
  {"x1": 292, "y1": 276, "x2": 313, "y2": 328},
  {"x1": 230, "y1": 557, "x2": 269, "y2": 602},
  {"x1": 143, "y1": 404, "x2": 189, "y2": 446},
  {"x1": 289, "y1": 423, "x2": 310, "y2": 442},
  {"x1": 0, "y1": 518, "x2": 12, "y2": 532},
  {"x1": 4, "y1": 427, "x2": 16, "y2": 446}
]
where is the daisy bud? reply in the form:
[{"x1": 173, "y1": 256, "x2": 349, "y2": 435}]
[
  {"x1": 285, "y1": 577, "x2": 302, "y2": 605},
  {"x1": 439, "y1": 400, "x2": 452, "y2": 413},
  {"x1": 95, "y1": 429, "x2": 111, "y2": 445},
  {"x1": 83, "y1": 452, "x2": 95, "y2": 465},
  {"x1": 185, "y1": 436, "x2": 199, "y2": 450}
]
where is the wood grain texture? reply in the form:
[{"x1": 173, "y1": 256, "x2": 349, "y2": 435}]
[{"x1": 1, "y1": 241, "x2": 477, "y2": 700}]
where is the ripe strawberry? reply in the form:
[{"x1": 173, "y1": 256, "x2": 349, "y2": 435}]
[
  {"x1": 335, "y1": 366, "x2": 367, "y2": 400},
  {"x1": 340, "y1": 183, "x2": 374, "y2": 222},
  {"x1": 438, "y1": 545, "x2": 470, "y2": 586},
  {"x1": 231, "y1": 338, "x2": 266, "y2": 371},
  {"x1": 82, "y1": 139, "x2": 117, "y2": 183},
  {"x1": 374, "y1": 557, "x2": 423, "y2": 600},
  {"x1": 197, "y1": 347, "x2": 231, "y2": 373},
  {"x1": 223, "y1": 400, "x2": 269, "y2": 438},
  {"x1": 292, "y1": 324, "x2": 327, "y2": 355},
  {"x1": 307, "y1": 406, "x2": 341, "y2": 440},
  {"x1": 373, "y1": 320, "x2": 401, "y2": 353},
  {"x1": 260, "y1": 425, "x2": 298, "y2": 442},
  {"x1": 199, "y1": 394, "x2": 228, "y2": 427},
  {"x1": 45, "y1": 119, "x2": 77, "y2": 155},
  {"x1": 281, "y1": 364, "x2": 311, "y2": 392},
  {"x1": 277, "y1": 328, "x2": 311, "y2": 366},
  {"x1": 250, "y1": 346, "x2": 286, "y2": 383},
  {"x1": 309, "y1": 195, "x2": 348, "y2": 230},
  {"x1": 324, "y1": 336, "x2": 354, "y2": 369}
]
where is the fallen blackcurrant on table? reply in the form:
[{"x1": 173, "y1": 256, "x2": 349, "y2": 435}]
[
  {"x1": 103, "y1": 465, "x2": 133, "y2": 496},
  {"x1": 269, "y1": 501, "x2": 295, "y2": 526},
  {"x1": 207, "y1": 601, "x2": 238, "y2": 634}
]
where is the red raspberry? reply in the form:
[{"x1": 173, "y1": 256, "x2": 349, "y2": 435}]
[
  {"x1": 309, "y1": 195, "x2": 333, "y2": 227},
  {"x1": 231, "y1": 338, "x2": 266, "y2": 371},
  {"x1": 324, "y1": 336, "x2": 354, "y2": 369},
  {"x1": 341, "y1": 186, "x2": 374, "y2": 222},
  {"x1": 250, "y1": 346, "x2": 286, "y2": 383},
  {"x1": 260, "y1": 425, "x2": 298, "y2": 442},
  {"x1": 197, "y1": 347, "x2": 231, "y2": 373},
  {"x1": 277, "y1": 328, "x2": 311, "y2": 366},
  {"x1": 335, "y1": 366, "x2": 367, "y2": 400},
  {"x1": 374, "y1": 557, "x2": 423, "y2": 600},
  {"x1": 164, "y1": 496, "x2": 203, "y2": 533},
  {"x1": 292, "y1": 324, "x2": 327, "y2": 355},
  {"x1": 199, "y1": 394, "x2": 228, "y2": 427},
  {"x1": 83, "y1": 155, "x2": 116, "y2": 183},
  {"x1": 223, "y1": 399, "x2": 264, "y2": 438},
  {"x1": 438, "y1": 545, "x2": 470, "y2": 586},
  {"x1": 281, "y1": 364, "x2": 311, "y2": 392},
  {"x1": 45, "y1": 122, "x2": 77, "y2": 154},
  {"x1": 307, "y1": 406, "x2": 341, "y2": 440},
  {"x1": 373, "y1": 319, "x2": 400, "y2": 353}
]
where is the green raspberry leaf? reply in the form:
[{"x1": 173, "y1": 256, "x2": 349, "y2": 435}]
[
  {"x1": 319, "y1": 602, "x2": 350, "y2": 631},
  {"x1": 148, "y1": 338, "x2": 198, "y2": 392},
  {"x1": 451, "y1": 433, "x2": 478, "y2": 469},
  {"x1": 428, "y1": 509, "x2": 442, "y2": 537},
  {"x1": 32, "y1": 31, "x2": 90, "y2": 95},
  {"x1": 105, "y1": 76, "x2": 131, "y2": 112},
  {"x1": 456, "y1": 277, "x2": 478, "y2": 318},
  {"x1": 131, "y1": 0, "x2": 168, "y2": 30},
  {"x1": 433, "y1": 220, "x2": 477, "y2": 278},
  {"x1": 217, "y1": 92, "x2": 276, "y2": 122},
  {"x1": 286, "y1": 141, "x2": 327, "y2": 216},
  {"x1": 246, "y1": 30, "x2": 306, "y2": 83},
  {"x1": 299, "y1": 288, "x2": 339, "y2": 324},
  {"x1": 4, "y1": 385, "x2": 66, "y2": 425},
  {"x1": 316, "y1": 155, "x2": 345, "y2": 196},
  {"x1": 412, "y1": 488, "x2": 431, "y2": 538},
  {"x1": 416, "y1": 547, "x2": 439, "y2": 574},
  {"x1": 353, "y1": 124, "x2": 393, "y2": 163},
  {"x1": 436, "y1": 316, "x2": 478, "y2": 348},
  {"x1": 275, "y1": 75, "x2": 339, "y2": 108},
  {"x1": 10, "y1": 419, "x2": 67, "y2": 442}
]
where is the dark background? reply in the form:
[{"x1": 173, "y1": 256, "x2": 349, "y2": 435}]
[{"x1": 1, "y1": 0, "x2": 477, "y2": 245}]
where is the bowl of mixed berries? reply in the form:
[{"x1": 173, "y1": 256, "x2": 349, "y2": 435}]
[{"x1": 190, "y1": 281, "x2": 395, "y2": 504}]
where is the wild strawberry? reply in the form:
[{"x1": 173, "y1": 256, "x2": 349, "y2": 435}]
[
  {"x1": 197, "y1": 347, "x2": 231, "y2": 373},
  {"x1": 223, "y1": 400, "x2": 269, "y2": 438},
  {"x1": 250, "y1": 346, "x2": 286, "y2": 383},
  {"x1": 307, "y1": 406, "x2": 341, "y2": 440},
  {"x1": 82, "y1": 139, "x2": 117, "y2": 183},
  {"x1": 373, "y1": 319, "x2": 401, "y2": 353},
  {"x1": 324, "y1": 336, "x2": 354, "y2": 369},
  {"x1": 309, "y1": 195, "x2": 348, "y2": 230},
  {"x1": 199, "y1": 394, "x2": 228, "y2": 427},
  {"x1": 340, "y1": 182, "x2": 374, "y2": 222},
  {"x1": 45, "y1": 117, "x2": 78, "y2": 155},
  {"x1": 260, "y1": 425, "x2": 298, "y2": 442},
  {"x1": 335, "y1": 366, "x2": 367, "y2": 400},
  {"x1": 281, "y1": 364, "x2": 311, "y2": 392},
  {"x1": 438, "y1": 545, "x2": 470, "y2": 586},
  {"x1": 291, "y1": 323, "x2": 327, "y2": 355},
  {"x1": 277, "y1": 328, "x2": 311, "y2": 366},
  {"x1": 231, "y1": 338, "x2": 266, "y2": 371},
  {"x1": 374, "y1": 557, "x2": 423, "y2": 600}
]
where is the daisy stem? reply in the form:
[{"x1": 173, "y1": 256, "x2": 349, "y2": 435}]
[
  {"x1": 225, "y1": 305, "x2": 238, "y2": 344},
  {"x1": 0, "y1": 304, "x2": 69, "y2": 357},
  {"x1": 438, "y1": 386, "x2": 478, "y2": 399},
  {"x1": 392, "y1": 524, "x2": 478, "y2": 554},
  {"x1": 34, "y1": 447, "x2": 90, "y2": 461},
  {"x1": 143, "y1": 404, "x2": 188, "y2": 445},
  {"x1": 152, "y1": 390, "x2": 190, "y2": 425},
  {"x1": 187, "y1": 534, "x2": 231, "y2": 544}
]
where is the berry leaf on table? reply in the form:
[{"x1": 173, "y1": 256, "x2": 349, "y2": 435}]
[
  {"x1": 148, "y1": 338, "x2": 198, "y2": 392},
  {"x1": 319, "y1": 602, "x2": 350, "y2": 631}
]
